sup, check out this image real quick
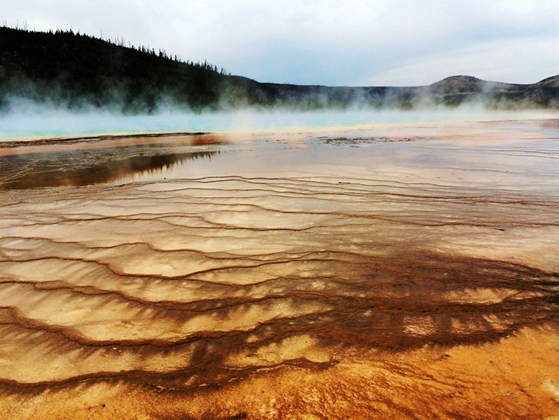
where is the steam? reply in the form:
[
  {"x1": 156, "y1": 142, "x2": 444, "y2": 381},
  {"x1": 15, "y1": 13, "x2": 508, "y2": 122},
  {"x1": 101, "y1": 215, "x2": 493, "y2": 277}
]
[{"x1": 0, "y1": 95, "x2": 551, "y2": 142}]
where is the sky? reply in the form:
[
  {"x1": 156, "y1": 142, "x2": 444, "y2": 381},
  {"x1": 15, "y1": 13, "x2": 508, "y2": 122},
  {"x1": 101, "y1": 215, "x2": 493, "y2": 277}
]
[{"x1": 2, "y1": 0, "x2": 559, "y2": 87}]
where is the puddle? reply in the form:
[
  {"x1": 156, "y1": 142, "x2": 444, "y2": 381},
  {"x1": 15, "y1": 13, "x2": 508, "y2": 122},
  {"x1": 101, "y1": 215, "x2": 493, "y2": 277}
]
[
  {"x1": 0, "y1": 149, "x2": 220, "y2": 189},
  {"x1": 2, "y1": 131, "x2": 559, "y2": 195}
]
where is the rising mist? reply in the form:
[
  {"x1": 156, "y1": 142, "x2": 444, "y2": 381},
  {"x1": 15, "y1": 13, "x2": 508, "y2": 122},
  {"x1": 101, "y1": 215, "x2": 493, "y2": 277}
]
[{"x1": 1, "y1": 26, "x2": 558, "y2": 124}]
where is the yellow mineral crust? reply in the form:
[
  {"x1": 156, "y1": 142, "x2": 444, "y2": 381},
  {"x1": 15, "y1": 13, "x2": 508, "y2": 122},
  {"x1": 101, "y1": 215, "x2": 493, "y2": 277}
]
[{"x1": 0, "y1": 119, "x2": 558, "y2": 419}]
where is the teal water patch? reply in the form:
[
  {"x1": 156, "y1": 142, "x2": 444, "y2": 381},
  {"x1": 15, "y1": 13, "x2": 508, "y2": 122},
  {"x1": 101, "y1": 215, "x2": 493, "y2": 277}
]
[{"x1": 0, "y1": 106, "x2": 547, "y2": 141}]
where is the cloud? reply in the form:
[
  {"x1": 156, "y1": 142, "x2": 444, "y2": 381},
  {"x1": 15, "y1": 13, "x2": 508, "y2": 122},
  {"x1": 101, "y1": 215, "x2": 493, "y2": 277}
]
[
  {"x1": 361, "y1": 35, "x2": 559, "y2": 86},
  {"x1": 2, "y1": 0, "x2": 558, "y2": 86}
]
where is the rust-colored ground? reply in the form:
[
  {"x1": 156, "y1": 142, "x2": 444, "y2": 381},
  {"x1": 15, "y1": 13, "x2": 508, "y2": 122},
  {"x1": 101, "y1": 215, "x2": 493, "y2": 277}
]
[{"x1": 1, "y1": 119, "x2": 558, "y2": 419}]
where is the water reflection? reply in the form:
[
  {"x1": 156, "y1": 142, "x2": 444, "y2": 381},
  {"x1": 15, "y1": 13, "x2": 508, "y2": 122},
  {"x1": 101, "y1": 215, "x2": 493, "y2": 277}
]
[{"x1": 0, "y1": 150, "x2": 218, "y2": 189}]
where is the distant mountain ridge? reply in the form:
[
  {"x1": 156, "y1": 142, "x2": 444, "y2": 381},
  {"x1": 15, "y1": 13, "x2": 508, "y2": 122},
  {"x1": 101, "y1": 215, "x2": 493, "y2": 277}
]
[{"x1": 1, "y1": 26, "x2": 558, "y2": 112}]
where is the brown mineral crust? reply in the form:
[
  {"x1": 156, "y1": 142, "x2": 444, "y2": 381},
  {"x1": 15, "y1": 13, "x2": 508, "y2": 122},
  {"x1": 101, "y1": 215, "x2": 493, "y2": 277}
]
[
  {"x1": 1, "y1": 326, "x2": 558, "y2": 419},
  {"x1": 0, "y1": 119, "x2": 558, "y2": 419}
]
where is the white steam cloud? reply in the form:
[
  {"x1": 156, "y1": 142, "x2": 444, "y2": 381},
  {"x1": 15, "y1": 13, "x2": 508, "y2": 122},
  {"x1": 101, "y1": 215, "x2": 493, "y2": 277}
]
[{"x1": 0, "y1": 96, "x2": 553, "y2": 142}]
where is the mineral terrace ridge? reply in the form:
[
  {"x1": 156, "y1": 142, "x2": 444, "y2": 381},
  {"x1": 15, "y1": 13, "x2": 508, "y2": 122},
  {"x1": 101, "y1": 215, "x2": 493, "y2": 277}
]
[
  {"x1": 1, "y1": 118, "x2": 559, "y2": 419},
  {"x1": 1, "y1": 25, "x2": 559, "y2": 420}
]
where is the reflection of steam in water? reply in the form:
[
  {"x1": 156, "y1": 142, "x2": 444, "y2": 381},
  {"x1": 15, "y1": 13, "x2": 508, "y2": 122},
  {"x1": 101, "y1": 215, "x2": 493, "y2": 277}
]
[{"x1": 0, "y1": 150, "x2": 218, "y2": 189}]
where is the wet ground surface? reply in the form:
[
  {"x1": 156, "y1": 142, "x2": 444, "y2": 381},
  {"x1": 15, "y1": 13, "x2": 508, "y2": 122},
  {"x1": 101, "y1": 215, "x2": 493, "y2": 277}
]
[{"x1": 0, "y1": 119, "x2": 559, "y2": 419}]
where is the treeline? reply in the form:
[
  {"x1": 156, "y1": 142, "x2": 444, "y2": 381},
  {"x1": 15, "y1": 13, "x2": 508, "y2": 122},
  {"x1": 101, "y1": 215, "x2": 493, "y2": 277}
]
[
  {"x1": 0, "y1": 26, "x2": 260, "y2": 112},
  {"x1": 1, "y1": 26, "x2": 558, "y2": 113}
]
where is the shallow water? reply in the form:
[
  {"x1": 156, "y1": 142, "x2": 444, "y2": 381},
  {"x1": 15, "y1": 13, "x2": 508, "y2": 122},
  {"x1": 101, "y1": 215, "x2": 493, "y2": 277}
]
[
  {"x1": 2, "y1": 119, "x2": 559, "y2": 193},
  {"x1": 1, "y1": 118, "x2": 559, "y2": 419},
  {"x1": 0, "y1": 107, "x2": 555, "y2": 140}
]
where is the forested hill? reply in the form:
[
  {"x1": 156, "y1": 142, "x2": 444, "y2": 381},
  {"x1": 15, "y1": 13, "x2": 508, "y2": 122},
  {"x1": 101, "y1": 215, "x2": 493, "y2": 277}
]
[
  {"x1": 0, "y1": 26, "x2": 269, "y2": 111},
  {"x1": 1, "y1": 26, "x2": 558, "y2": 112}
]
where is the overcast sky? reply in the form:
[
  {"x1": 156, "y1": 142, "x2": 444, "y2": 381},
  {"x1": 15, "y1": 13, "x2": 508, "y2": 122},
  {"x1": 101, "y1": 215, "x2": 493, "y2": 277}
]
[{"x1": 2, "y1": 0, "x2": 558, "y2": 86}]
